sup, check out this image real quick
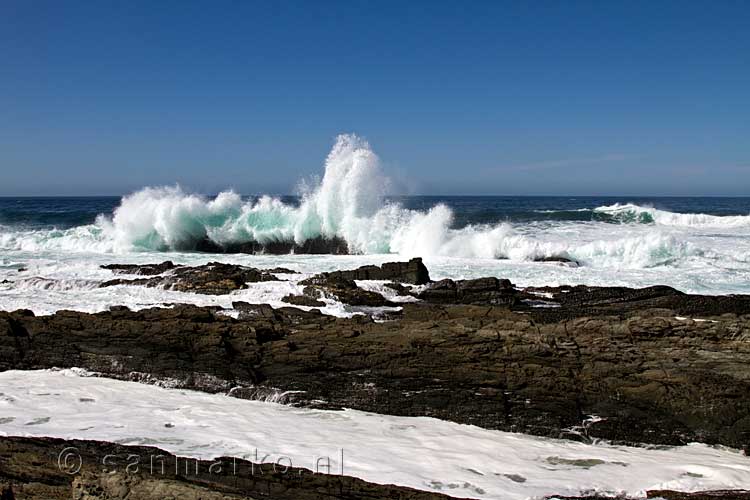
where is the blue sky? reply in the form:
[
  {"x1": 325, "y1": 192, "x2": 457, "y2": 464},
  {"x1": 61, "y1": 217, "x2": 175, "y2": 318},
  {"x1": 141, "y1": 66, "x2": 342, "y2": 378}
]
[{"x1": 1, "y1": 1, "x2": 748, "y2": 196}]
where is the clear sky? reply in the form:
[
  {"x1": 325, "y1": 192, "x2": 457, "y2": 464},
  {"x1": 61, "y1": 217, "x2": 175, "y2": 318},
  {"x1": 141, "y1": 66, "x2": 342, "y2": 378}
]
[{"x1": 1, "y1": 1, "x2": 748, "y2": 196}]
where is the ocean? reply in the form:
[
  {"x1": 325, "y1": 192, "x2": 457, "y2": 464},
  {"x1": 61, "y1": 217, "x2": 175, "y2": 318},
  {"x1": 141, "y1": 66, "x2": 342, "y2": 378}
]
[
  {"x1": 2, "y1": 135, "x2": 750, "y2": 500},
  {"x1": 1, "y1": 134, "x2": 749, "y2": 314}
]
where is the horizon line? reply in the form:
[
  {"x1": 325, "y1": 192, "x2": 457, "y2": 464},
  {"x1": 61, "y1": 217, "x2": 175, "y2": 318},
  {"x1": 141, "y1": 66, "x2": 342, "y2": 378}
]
[{"x1": 2, "y1": 193, "x2": 750, "y2": 199}]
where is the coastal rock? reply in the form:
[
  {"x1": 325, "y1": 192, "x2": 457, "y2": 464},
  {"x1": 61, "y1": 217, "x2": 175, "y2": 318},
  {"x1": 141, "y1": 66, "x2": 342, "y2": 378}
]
[
  {"x1": 519, "y1": 284, "x2": 750, "y2": 320},
  {"x1": 0, "y1": 436, "x2": 453, "y2": 500},
  {"x1": 194, "y1": 235, "x2": 350, "y2": 254},
  {"x1": 264, "y1": 267, "x2": 300, "y2": 274},
  {"x1": 309, "y1": 258, "x2": 430, "y2": 285},
  {"x1": 99, "y1": 262, "x2": 279, "y2": 295},
  {"x1": 281, "y1": 294, "x2": 326, "y2": 308},
  {"x1": 2, "y1": 297, "x2": 750, "y2": 448},
  {"x1": 299, "y1": 275, "x2": 395, "y2": 307},
  {"x1": 533, "y1": 255, "x2": 580, "y2": 266},
  {"x1": 418, "y1": 277, "x2": 517, "y2": 305},
  {"x1": 549, "y1": 493, "x2": 750, "y2": 500},
  {"x1": 100, "y1": 261, "x2": 179, "y2": 275},
  {"x1": 383, "y1": 282, "x2": 412, "y2": 296},
  {"x1": 646, "y1": 492, "x2": 750, "y2": 500}
]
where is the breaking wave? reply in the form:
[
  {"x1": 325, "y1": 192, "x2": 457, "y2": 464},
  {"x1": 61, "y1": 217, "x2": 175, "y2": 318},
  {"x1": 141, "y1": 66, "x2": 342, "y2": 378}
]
[
  {"x1": 0, "y1": 134, "x2": 747, "y2": 269},
  {"x1": 593, "y1": 203, "x2": 750, "y2": 227}
]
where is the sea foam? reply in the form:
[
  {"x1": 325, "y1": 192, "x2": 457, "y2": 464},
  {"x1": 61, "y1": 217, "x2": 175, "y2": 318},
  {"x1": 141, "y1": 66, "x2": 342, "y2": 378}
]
[{"x1": 0, "y1": 134, "x2": 747, "y2": 271}]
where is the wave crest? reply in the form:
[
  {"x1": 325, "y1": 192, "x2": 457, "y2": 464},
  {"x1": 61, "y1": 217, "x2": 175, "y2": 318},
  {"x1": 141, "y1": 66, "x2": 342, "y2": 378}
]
[{"x1": 594, "y1": 203, "x2": 750, "y2": 227}]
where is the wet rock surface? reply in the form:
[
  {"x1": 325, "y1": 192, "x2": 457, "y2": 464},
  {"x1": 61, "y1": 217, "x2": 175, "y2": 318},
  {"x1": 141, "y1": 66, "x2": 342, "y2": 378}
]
[
  {"x1": 309, "y1": 258, "x2": 430, "y2": 285},
  {"x1": 418, "y1": 277, "x2": 516, "y2": 305},
  {"x1": 2, "y1": 289, "x2": 750, "y2": 448},
  {"x1": 299, "y1": 274, "x2": 395, "y2": 307},
  {"x1": 281, "y1": 293, "x2": 326, "y2": 307},
  {"x1": 0, "y1": 436, "x2": 452, "y2": 500},
  {"x1": 99, "y1": 261, "x2": 280, "y2": 295},
  {"x1": 532, "y1": 255, "x2": 580, "y2": 266},
  {"x1": 519, "y1": 283, "x2": 750, "y2": 320},
  {"x1": 550, "y1": 493, "x2": 750, "y2": 500},
  {"x1": 194, "y1": 235, "x2": 350, "y2": 254},
  {"x1": 100, "y1": 261, "x2": 179, "y2": 275},
  {"x1": 383, "y1": 281, "x2": 412, "y2": 295}
]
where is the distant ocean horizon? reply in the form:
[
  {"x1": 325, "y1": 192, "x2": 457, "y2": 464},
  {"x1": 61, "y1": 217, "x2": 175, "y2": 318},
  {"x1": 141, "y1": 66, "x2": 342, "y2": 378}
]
[{"x1": 2, "y1": 194, "x2": 750, "y2": 230}]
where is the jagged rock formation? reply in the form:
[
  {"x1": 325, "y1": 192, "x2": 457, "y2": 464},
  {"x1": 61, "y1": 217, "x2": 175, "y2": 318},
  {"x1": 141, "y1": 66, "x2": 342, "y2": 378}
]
[
  {"x1": 417, "y1": 277, "x2": 516, "y2": 305},
  {"x1": 293, "y1": 257, "x2": 429, "y2": 306},
  {"x1": 281, "y1": 294, "x2": 326, "y2": 307},
  {"x1": 100, "y1": 261, "x2": 179, "y2": 275},
  {"x1": 99, "y1": 262, "x2": 280, "y2": 294},
  {"x1": 299, "y1": 274, "x2": 395, "y2": 307},
  {"x1": 306, "y1": 258, "x2": 430, "y2": 285}
]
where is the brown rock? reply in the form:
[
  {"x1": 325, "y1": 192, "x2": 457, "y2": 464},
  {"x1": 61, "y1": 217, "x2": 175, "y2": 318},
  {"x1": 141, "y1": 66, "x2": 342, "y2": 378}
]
[
  {"x1": 0, "y1": 436, "x2": 455, "y2": 500},
  {"x1": 100, "y1": 262, "x2": 279, "y2": 295},
  {"x1": 2, "y1": 297, "x2": 750, "y2": 448},
  {"x1": 300, "y1": 275, "x2": 394, "y2": 307},
  {"x1": 282, "y1": 294, "x2": 326, "y2": 308},
  {"x1": 418, "y1": 277, "x2": 516, "y2": 305},
  {"x1": 100, "y1": 261, "x2": 179, "y2": 275},
  {"x1": 308, "y1": 258, "x2": 430, "y2": 285}
]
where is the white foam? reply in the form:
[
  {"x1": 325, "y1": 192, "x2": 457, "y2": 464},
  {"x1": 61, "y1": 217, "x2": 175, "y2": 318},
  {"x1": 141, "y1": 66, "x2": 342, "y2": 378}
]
[
  {"x1": 4, "y1": 135, "x2": 749, "y2": 273},
  {"x1": 595, "y1": 203, "x2": 750, "y2": 228},
  {"x1": 0, "y1": 369, "x2": 748, "y2": 500}
]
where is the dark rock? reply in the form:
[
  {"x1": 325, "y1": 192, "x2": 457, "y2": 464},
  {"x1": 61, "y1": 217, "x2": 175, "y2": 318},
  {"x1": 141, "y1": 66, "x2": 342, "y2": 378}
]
[
  {"x1": 533, "y1": 255, "x2": 579, "y2": 266},
  {"x1": 264, "y1": 267, "x2": 299, "y2": 274},
  {"x1": 100, "y1": 262, "x2": 279, "y2": 295},
  {"x1": 231, "y1": 301, "x2": 279, "y2": 320},
  {"x1": 550, "y1": 493, "x2": 750, "y2": 500},
  {"x1": 282, "y1": 294, "x2": 326, "y2": 308},
  {"x1": 0, "y1": 436, "x2": 455, "y2": 500},
  {"x1": 293, "y1": 258, "x2": 429, "y2": 306},
  {"x1": 196, "y1": 236, "x2": 350, "y2": 255},
  {"x1": 300, "y1": 275, "x2": 394, "y2": 307},
  {"x1": 519, "y1": 284, "x2": 750, "y2": 321},
  {"x1": 3, "y1": 299, "x2": 750, "y2": 448},
  {"x1": 383, "y1": 282, "x2": 412, "y2": 296},
  {"x1": 418, "y1": 277, "x2": 517, "y2": 305},
  {"x1": 16, "y1": 268, "x2": 26, "y2": 273},
  {"x1": 101, "y1": 261, "x2": 179, "y2": 275},
  {"x1": 313, "y1": 258, "x2": 430, "y2": 285},
  {"x1": 647, "y1": 491, "x2": 750, "y2": 500}
]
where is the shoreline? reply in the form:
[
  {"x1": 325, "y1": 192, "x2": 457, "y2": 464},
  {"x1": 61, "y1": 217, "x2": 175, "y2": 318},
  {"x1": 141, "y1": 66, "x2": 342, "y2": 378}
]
[{"x1": 1, "y1": 259, "x2": 749, "y2": 498}]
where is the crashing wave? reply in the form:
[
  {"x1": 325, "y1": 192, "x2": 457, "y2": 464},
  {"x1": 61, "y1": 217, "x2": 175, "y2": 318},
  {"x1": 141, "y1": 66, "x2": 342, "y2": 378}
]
[
  {"x1": 0, "y1": 134, "x2": 744, "y2": 269},
  {"x1": 594, "y1": 203, "x2": 750, "y2": 227}
]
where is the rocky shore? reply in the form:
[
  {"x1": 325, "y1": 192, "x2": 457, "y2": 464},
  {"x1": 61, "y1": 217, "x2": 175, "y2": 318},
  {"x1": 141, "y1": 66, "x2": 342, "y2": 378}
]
[
  {"x1": 2, "y1": 258, "x2": 749, "y2": 499},
  {"x1": 0, "y1": 437, "x2": 747, "y2": 500},
  {"x1": 2, "y1": 259, "x2": 750, "y2": 449},
  {"x1": 0, "y1": 436, "x2": 450, "y2": 500}
]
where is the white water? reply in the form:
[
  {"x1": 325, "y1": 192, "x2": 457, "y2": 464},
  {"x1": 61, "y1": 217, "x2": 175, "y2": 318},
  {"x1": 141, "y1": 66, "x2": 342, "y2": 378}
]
[
  {"x1": 595, "y1": 203, "x2": 750, "y2": 227},
  {"x1": 1, "y1": 134, "x2": 749, "y2": 268},
  {"x1": 1, "y1": 370, "x2": 748, "y2": 500},
  {"x1": 1, "y1": 133, "x2": 750, "y2": 315},
  {"x1": 1, "y1": 247, "x2": 749, "y2": 315}
]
